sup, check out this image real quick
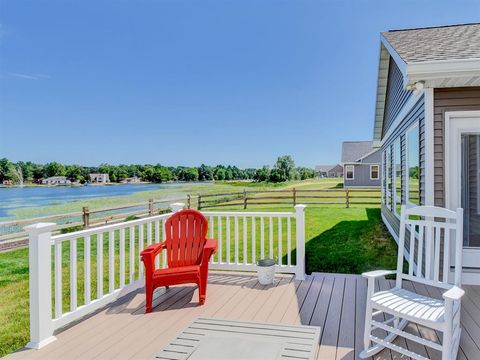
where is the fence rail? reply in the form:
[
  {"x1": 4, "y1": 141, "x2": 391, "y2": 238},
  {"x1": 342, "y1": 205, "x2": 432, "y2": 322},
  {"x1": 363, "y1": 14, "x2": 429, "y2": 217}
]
[
  {"x1": 197, "y1": 187, "x2": 381, "y2": 210},
  {"x1": 25, "y1": 202, "x2": 306, "y2": 349}
]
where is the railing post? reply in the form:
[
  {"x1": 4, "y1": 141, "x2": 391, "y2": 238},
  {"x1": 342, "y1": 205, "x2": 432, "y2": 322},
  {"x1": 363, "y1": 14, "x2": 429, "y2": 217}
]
[
  {"x1": 82, "y1": 206, "x2": 90, "y2": 228},
  {"x1": 243, "y1": 189, "x2": 247, "y2": 209},
  {"x1": 187, "y1": 195, "x2": 191, "y2": 209},
  {"x1": 294, "y1": 205, "x2": 306, "y2": 280},
  {"x1": 24, "y1": 222, "x2": 57, "y2": 349},
  {"x1": 170, "y1": 203, "x2": 185, "y2": 213},
  {"x1": 292, "y1": 187, "x2": 297, "y2": 206},
  {"x1": 197, "y1": 194, "x2": 202, "y2": 210},
  {"x1": 346, "y1": 189, "x2": 350, "y2": 208},
  {"x1": 148, "y1": 199, "x2": 154, "y2": 216}
]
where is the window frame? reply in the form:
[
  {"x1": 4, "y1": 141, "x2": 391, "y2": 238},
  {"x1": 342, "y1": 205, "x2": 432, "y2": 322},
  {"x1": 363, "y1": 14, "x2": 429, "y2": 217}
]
[
  {"x1": 405, "y1": 121, "x2": 420, "y2": 208},
  {"x1": 345, "y1": 165, "x2": 355, "y2": 180},
  {"x1": 370, "y1": 164, "x2": 380, "y2": 180},
  {"x1": 386, "y1": 146, "x2": 392, "y2": 210},
  {"x1": 393, "y1": 139, "x2": 402, "y2": 218}
]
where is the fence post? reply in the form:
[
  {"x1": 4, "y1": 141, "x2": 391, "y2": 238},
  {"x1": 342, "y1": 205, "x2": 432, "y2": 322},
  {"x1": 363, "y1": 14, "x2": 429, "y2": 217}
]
[
  {"x1": 243, "y1": 189, "x2": 247, "y2": 209},
  {"x1": 148, "y1": 199, "x2": 154, "y2": 216},
  {"x1": 170, "y1": 203, "x2": 185, "y2": 213},
  {"x1": 197, "y1": 194, "x2": 202, "y2": 210},
  {"x1": 187, "y1": 195, "x2": 191, "y2": 209},
  {"x1": 24, "y1": 222, "x2": 57, "y2": 349},
  {"x1": 346, "y1": 189, "x2": 350, "y2": 208},
  {"x1": 294, "y1": 205, "x2": 306, "y2": 280},
  {"x1": 292, "y1": 187, "x2": 297, "y2": 206},
  {"x1": 82, "y1": 206, "x2": 90, "y2": 228}
]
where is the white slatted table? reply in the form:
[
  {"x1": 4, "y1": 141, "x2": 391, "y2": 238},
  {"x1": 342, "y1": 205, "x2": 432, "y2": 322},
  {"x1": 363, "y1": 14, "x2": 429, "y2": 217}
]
[{"x1": 155, "y1": 317, "x2": 321, "y2": 360}]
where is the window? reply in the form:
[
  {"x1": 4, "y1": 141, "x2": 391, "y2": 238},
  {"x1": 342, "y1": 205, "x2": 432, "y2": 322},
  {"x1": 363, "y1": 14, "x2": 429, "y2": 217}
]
[
  {"x1": 381, "y1": 150, "x2": 386, "y2": 205},
  {"x1": 386, "y1": 146, "x2": 392, "y2": 210},
  {"x1": 406, "y1": 123, "x2": 420, "y2": 206},
  {"x1": 394, "y1": 139, "x2": 402, "y2": 216},
  {"x1": 345, "y1": 165, "x2": 354, "y2": 180},
  {"x1": 370, "y1": 165, "x2": 379, "y2": 180}
]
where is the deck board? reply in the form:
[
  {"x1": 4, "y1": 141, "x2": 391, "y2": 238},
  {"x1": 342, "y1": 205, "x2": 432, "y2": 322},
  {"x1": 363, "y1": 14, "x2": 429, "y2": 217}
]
[{"x1": 6, "y1": 272, "x2": 480, "y2": 360}]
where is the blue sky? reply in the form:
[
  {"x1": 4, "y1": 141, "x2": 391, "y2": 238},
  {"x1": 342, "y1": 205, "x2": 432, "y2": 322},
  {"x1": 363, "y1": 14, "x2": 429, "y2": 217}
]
[{"x1": 1, "y1": 0, "x2": 479, "y2": 168}]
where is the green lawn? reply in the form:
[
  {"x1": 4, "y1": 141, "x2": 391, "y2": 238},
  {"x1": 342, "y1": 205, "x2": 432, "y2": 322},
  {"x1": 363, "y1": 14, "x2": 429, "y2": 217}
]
[{"x1": 0, "y1": 179, "x2": 398, "y2": 356}]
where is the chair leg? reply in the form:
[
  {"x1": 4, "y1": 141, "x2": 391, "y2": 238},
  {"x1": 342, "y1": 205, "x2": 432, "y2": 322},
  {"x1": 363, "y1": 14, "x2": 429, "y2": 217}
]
[
  {"x1": 360, "y1": 300, "x2": 374, "y2": 358},
  {"x1": 145, "y1": 281, "x2": 154, "y2": 313}
]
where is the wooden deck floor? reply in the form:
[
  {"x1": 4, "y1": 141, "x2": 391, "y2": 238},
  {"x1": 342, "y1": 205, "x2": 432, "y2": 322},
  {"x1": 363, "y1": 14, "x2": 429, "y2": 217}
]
[{"x1": 7, "y1": 272, "x2": 480, "y2": 360}]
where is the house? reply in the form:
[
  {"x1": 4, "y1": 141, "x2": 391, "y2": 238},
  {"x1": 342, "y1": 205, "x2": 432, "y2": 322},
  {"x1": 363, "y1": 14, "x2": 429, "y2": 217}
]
[
  {"x1": 341, "y1": 141, "x2": 381, "y2": 187},
  {"x1": 373, "y1": 23, "x2": 480, "y2": 284},
  {"x1": 89, "y1": 173, "x2": 110, "y2": 184},
  {"x1": 315, "y1": 164, "x2": 343, "y2": 178},
  {"x1": 121, "y1": 176, "x2": 141, "y2": 183},
  {"x1": 41, "y1": 176, "x2": 71, "y2": 185}
]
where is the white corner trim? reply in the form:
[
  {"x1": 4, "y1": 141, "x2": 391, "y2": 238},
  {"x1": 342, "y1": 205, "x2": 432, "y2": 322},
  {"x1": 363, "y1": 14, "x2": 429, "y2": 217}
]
[
  {"x1": 424, "y1": 88, "x2": 434, "y2": 206},
  {"x1": 380, "y1": 89, "x2": 424, "y2": 146}
]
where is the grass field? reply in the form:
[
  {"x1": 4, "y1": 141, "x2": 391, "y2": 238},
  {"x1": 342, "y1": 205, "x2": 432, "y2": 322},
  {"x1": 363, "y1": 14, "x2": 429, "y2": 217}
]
[{"x1": 0, "y1": 179, "x2": 398, "y2": 356}]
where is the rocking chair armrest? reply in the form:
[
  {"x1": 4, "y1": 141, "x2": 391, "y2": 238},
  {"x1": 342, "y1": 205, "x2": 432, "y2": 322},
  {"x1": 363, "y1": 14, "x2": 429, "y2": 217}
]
[
  {"x1": 443, "y1": 286, "x2": 465, "y2": 301},
  {"x1": 362, "y1": 270, "x2": 397, "y2": 279}
]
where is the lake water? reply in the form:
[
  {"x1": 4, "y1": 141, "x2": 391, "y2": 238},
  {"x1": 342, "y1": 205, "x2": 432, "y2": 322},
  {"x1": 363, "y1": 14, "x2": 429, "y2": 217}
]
[{"x1": 0, "y1": 183, "x2": 205, "y2": 219}]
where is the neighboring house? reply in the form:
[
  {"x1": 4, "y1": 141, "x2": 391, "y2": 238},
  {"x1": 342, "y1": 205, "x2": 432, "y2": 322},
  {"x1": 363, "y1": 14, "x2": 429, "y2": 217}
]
[
  {"x1": 121, "y1": 176, "x2": 141, "y2": 184},
  {"x1": 41, "y1": 176, "x2": 71, "y2": 185},
  {"x1": 373, "y1": 23, "x2": 480, "y2": 284},
  {"x1": 341, "y1": 141, "x2": 381, "y2": 187},
  {"x1": 89, "y1": 173, "x2": 110, "y2": 184},
  {"x1": 315, "y1": 164, "x2": 343, "y2": 178}
]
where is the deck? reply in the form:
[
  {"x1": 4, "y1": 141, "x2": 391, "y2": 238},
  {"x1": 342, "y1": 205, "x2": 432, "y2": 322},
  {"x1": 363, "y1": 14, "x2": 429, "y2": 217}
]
[{"x1": 7, "y1": 272, "x2": 480, "y2": 360}]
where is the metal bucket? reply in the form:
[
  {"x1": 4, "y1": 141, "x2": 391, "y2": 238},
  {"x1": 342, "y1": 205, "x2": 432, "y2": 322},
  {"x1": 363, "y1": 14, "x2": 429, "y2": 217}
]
[{"x1": 257, "y1": 259, "x2": 275, "y2": 285}]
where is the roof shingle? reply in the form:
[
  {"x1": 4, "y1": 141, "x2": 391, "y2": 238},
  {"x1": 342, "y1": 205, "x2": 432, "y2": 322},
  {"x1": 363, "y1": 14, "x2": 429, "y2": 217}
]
[{"x1": 341, "y1": 141, "x2": 374, "y2": 163}]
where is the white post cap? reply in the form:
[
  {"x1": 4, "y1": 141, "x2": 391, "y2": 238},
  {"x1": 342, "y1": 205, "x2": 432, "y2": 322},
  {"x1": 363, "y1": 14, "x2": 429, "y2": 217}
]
[{"x1": 24, "y1": 222, "x2": 56, "y2": 233}]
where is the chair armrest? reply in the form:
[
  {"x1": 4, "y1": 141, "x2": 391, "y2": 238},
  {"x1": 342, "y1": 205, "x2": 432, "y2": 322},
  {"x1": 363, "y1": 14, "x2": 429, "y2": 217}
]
[
  {"x1": 201, "y1": 239, "x2": 217, "y2": 266},
  {"x1": 362, "y1": 270, "x2": 397, "y2": 279},
  {"x1": 443, "y1": 286, "x2": 465, "y2": 301},
  {"x1": 140, "y1": 242, "x2": 166, "y2": 272}
]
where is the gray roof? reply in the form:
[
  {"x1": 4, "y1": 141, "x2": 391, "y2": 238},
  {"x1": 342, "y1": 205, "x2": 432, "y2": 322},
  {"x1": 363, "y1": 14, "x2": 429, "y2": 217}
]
[
  {"x1": 382, "y1": 23, "x2": 480, "y2": 63},
  {"x1": 341, "y1": 141, "x2": 374, "y2": 163},
  {"x1": 315, "y1": 165, "x2": 336, "y2": 173}
]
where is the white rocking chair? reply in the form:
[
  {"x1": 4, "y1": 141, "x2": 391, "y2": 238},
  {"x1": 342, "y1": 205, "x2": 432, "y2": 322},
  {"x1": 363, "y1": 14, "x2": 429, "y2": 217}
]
[{"x1": 360, "y1": 205, "x2": 464, "y2": 360}]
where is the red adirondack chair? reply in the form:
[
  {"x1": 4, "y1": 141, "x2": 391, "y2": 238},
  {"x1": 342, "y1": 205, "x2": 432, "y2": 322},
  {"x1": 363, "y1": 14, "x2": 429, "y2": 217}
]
[{"x1": 140, "y1": 209, "x2": 217, "y2": 313}]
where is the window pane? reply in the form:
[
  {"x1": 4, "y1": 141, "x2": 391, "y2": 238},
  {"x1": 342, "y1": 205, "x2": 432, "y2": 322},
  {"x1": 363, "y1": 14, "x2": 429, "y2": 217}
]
[
  {"x1": 371, "y1": 165, "x2": 379, "y2": 179},
  {"x1": 394, "y1": 140, "x2": 402, "y2": 214},
  {"x1": 407, "y1": 125, "x2": 420, "y2": 205},
  {"x1": 346, "y1": 166, "x2": 354, "y2": 179}
]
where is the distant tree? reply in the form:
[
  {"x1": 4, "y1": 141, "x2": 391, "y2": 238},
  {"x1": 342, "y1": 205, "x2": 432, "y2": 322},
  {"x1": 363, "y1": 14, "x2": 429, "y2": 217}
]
[
  {"x1": 44, "y1": 162, "x2": 66, "y2": 177},
  {"x1": 213, "y1": 167, "x2": 226, "y2": 181},
  {"x1": 273, "y1": 155, "x2": 295, "y2": 181},
  {"x1": 253, "y1": 166, "x2": 270, "y2": 182},
  {"x1": 198, "y1": 164, "x2": 214, "y2": 181}
]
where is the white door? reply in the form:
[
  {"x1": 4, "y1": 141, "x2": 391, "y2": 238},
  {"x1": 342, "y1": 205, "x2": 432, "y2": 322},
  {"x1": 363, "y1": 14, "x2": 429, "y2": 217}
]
[{"x1": 446, "y1": 111, "x2": 480, "y2": 270}]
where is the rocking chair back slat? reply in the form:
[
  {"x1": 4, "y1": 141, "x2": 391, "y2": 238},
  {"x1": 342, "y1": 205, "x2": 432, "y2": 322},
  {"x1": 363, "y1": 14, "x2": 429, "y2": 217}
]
[
  {"x1": 165, "y1": 210, "x2": 208, "y2": 268},
  {"x1": 397, "y1": 205, "x2": 464, "y2": 288}
]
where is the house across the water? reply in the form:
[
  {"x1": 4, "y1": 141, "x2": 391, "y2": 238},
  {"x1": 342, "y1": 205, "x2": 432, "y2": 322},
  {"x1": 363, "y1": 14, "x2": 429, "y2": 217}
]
[
  {"x1": 373, "y1": 23, "x2": 480, "y2": 284},
  {"x1": 315, "y1": 164, "x2": 343, "y2": 178},
  {"x1": 89, "y1": 173, "x2": 110, "y2": 184},
  {"x1": 341, "y1": 141, "x2": 381, "y2": 188},
  {"x1": 41, "y1": 176, "x2": 71, "y2": 185}
]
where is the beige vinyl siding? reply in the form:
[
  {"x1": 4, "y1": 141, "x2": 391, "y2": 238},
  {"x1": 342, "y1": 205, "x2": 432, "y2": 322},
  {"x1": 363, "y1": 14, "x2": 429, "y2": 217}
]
[{"x1": 433, "y1": 87, "x2": 480, "y2": 207}]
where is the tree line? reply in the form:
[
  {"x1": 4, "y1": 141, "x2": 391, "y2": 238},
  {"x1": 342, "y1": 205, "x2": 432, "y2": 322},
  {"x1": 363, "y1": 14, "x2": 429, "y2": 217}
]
[{"x1": 0, "y1": 155, "x2": 315, "y2": 184}]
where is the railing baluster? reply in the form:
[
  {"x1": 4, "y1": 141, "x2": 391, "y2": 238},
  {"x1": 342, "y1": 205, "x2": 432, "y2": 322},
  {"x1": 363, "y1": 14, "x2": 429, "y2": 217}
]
[
  {"x1": 252, "y1": 217, "x2": 256, "y2": 265},
  {"x1": 109, "y1": 230, "x2": 115, "y2": 293},
  {"x1": 287, "y1": 217, "x2": 291, "y2": 266},
  {"x1": 70, "y1": 238, "x2": 77, "y2": 311},
  {"x1": 443, "y1": 227, "x2": 450, "y2": 283},
  {"x1": 226, "y1": 216, "x2": 231, "y2": 264},
  {"x1": 138, "y1": 225, "x2": 144, "y2": 278},
  {"x1": 269, "y1": 217, "x2": 273, "y2": 259},
  {"x1": 54, "y1": 241, "x2": 62, "y2": 318},
  {"x1": 234, "y1": 216, "x2": 239, "y2": 264},
  {"x1": 209, "y1": 216, "x2": 214, "y2": 240},
  {"x1": 243, "y1": 216, "x2": 247, "y2": 264},
  {"x1": 119, "y1": 228, "x2": 125, "y2": 288},
  {"x1": 217, "y1": 216, "x2": 222, "y2": 263},
  {"x1": 147, "y1": 222, "x2": 152, "y2": 246},
  {"x1": 261, "y1": 217, "x2": 265, "y2": 259},
  {"x1": 84, "y1": 235, "x2": 91, "y2": 305},
  {"x1": 278, "y1": 217, "x2": 282, "y2": 266},
  {"x1": 97, "y1": 233, "x2": 103, "y2": 298},
  {"x1": 129, "y1": 226, "x2": 135, "y2": 284},
  {"x1": 409, "y1": 225, "x2": 415, "y2": 276},
  {"x1": 434, "y1": 226, "x2": 441, "y2": 282},
  {"x1": 417, "y1": 225, "x2": 424, "y2": 277}
]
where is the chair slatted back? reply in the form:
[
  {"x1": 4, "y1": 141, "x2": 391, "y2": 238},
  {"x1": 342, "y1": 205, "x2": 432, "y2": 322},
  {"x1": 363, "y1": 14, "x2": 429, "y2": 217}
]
[
  {"x1": 165, "y1": 209, "x2": 209, "y2": 268},
  {"x1": 397, "y1": 205, "x2": 464, "y2": 289}
]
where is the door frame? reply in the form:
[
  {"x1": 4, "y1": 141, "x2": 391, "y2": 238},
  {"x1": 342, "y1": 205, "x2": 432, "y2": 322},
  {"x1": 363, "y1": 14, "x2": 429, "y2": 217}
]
[{"x1": 445, "y1": 110, "x2": 480, "y2": 276}]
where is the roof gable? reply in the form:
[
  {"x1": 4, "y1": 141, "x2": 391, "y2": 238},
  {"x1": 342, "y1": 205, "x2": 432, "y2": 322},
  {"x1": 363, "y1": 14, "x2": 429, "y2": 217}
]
[{"x1": 341, "y1": 141, "x2": 374, "y2": 163}]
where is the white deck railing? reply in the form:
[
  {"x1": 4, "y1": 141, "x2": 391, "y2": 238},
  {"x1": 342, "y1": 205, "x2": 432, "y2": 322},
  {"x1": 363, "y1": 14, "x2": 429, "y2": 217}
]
[{"x1": 24, "y1": 203, "x2": 306, "y2": 349}]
